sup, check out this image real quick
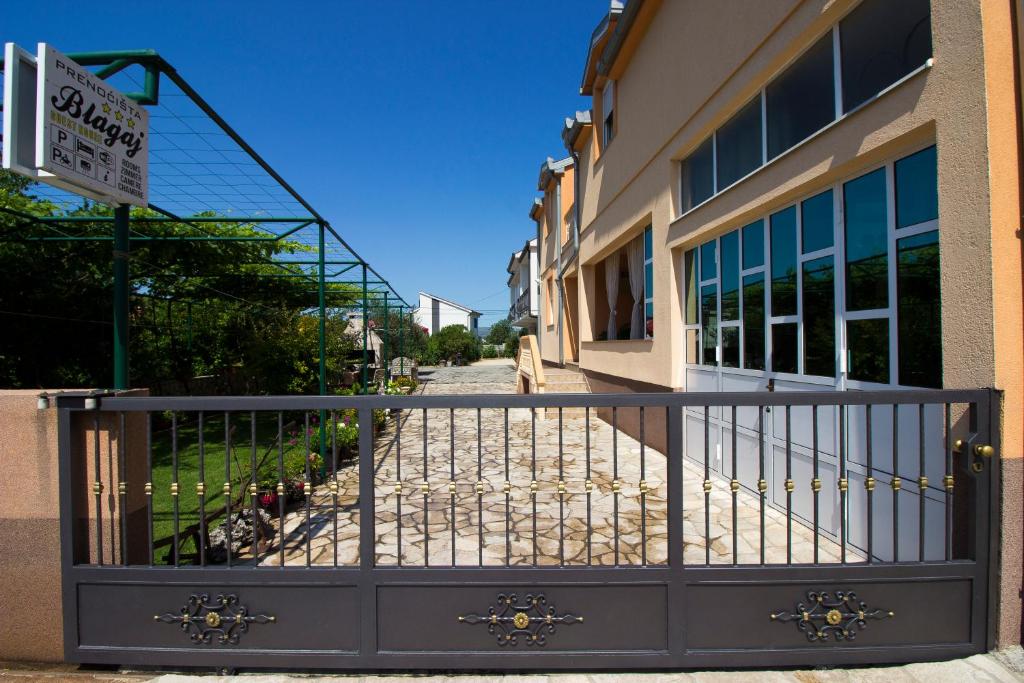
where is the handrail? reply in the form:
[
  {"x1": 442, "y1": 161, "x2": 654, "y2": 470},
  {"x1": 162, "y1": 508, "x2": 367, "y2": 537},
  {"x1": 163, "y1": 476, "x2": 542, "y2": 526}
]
[{"x1": 88, "y1": 387, "x2": 994, "y2": 411}]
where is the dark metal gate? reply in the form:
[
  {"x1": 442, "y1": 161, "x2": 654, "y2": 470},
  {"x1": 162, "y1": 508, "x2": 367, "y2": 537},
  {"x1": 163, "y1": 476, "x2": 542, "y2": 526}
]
[{"x1": 55, "y1": 389, "x2": 998, "y2": 670}]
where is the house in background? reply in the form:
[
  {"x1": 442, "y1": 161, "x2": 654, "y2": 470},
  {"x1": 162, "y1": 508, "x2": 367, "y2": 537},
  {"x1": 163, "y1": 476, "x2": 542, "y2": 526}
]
[
  {"x1": 506, "y1": 238, "x2": 539, "y2": 333},
  {"x1": 413, "y1": 291, "x2": 482, "y2": 337},
  {"x1": 533, "y1": 156, "x2": 577, "y2": 366}
]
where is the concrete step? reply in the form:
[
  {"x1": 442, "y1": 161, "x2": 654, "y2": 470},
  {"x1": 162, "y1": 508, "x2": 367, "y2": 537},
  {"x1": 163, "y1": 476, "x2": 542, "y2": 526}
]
[{"x1": 545, "y1": 382, "x2": 590, "y2": 393}]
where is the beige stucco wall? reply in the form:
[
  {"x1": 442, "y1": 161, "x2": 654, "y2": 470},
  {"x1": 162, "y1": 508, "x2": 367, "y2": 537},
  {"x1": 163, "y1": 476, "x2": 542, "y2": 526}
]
[
  {"x1": 0, "y1": 391, "x2": 63, "y2": 662},
  {"x1": 980, "y1": 0, "x2": 1024, "y2": 650},
  {"x1": 0, "y1": 390, "x2": 149, "y2": 662},
  {"x1": 572, "y1": 0, "x2": 1022, "y2": 645}
]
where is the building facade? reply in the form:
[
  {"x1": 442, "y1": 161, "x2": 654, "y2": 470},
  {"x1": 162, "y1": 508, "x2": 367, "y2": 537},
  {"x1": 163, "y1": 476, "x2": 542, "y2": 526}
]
[
  {"x1": 413, "y1": 291, "x2": 481, "y2": 337},
  {"x1": 536, "y1": 0, "x2": 1022, "y2": 647},
  {"x1": 533, "y1": 157, "x2": 577, "y2": 366},
  {"x1": 507, "y1": 238, "x2": 539, "y2": 333}
]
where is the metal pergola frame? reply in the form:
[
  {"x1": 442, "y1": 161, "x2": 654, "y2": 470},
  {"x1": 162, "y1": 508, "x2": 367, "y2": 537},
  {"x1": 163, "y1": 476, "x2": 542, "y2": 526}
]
[{"x1": 0, "y1": 48, "x2": 413, "y2": 395}]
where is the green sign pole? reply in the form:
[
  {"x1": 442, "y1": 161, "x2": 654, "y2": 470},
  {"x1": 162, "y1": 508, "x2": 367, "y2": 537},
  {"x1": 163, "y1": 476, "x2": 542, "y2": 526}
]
[
  {"x1": 112, "y1": 204, "x2": 130, "y2": 390},
  {"x1": 399, "y1": 306, "x2": 405, "y2": 376},
  {"x1": 318, "y1": 222, "x2": 328, "y2": 460}
]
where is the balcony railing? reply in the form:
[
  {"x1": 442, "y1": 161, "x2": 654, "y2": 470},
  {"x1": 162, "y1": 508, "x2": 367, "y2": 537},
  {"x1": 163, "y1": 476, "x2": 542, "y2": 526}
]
[{"x1": 509, "y1": 289, "x2": 532, "y2": 321}]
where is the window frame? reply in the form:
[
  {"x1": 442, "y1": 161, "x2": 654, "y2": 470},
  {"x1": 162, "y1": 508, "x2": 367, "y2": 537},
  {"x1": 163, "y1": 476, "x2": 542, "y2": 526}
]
[
  {"x1": 643, "y1": 225, "x2": 654, "y2": 340},
  {"x1": 681, "y1": 143, "x2": 939, "y2": 390},
  {"x1": 602, "y1": 80, "x2": 616, "y2": 148}
]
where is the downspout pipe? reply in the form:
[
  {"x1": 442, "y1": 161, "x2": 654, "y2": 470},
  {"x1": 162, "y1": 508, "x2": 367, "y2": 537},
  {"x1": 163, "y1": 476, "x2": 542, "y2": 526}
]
[
  {"x1": 535, "y1": 206, "x2": 543, "y2": 359},
  {"x1": 555, "y1": 180, "x2": 564, "y2": 367}
]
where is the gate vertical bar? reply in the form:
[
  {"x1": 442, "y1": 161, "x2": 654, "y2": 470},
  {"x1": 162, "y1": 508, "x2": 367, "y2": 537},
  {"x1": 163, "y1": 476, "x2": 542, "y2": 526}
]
[
  {"x1": 93, "y1": 410, "x2": 102, "y2": 565},
  {"x1": 666, "y1": 405, "x2": 685, "y2": 663},
  {"x1": 197, "y1": 412, "x2": 205, "y2": 567},
  {"x1": 118, "y1": 412, "x2": 128, "y2": 565},
  {"x1": 358, "y1": 407, "x2": 377, "y2": 660}
]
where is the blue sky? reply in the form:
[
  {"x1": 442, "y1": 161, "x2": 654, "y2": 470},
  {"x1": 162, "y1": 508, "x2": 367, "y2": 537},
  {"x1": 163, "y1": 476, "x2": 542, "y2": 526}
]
[{"x1": 6, "y1": 1, "x2": 606, "y2": 325}]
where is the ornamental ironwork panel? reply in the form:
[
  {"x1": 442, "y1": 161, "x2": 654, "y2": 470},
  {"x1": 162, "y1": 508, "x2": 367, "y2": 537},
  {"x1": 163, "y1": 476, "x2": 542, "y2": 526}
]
[
  {"x1": 458, "y1": 592, "x2": 583, "y2": 646},
  {"x1": 770, "y1": 590, "x2": 893, "y2": 642},
  {"x1": 154, "y1": 593, "x2": 276, "y2": 645}
]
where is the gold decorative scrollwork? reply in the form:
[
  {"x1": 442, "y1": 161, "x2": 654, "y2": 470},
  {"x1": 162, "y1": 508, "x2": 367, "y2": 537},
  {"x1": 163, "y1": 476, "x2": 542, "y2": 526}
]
[
  {"x1": 154, "y1": 593, "x2": 276, "y2": 645},
  {"x1": 770, "y1": 590, "x2": 892, "y2": 642},
  {"x1": 457, "y1": 593, "x2": 582, "y2": 647}
]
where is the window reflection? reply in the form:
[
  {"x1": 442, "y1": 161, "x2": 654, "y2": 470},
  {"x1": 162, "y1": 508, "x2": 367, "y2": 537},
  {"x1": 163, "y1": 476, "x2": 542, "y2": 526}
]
[
  {"x1": 766, "y1": 33, "x2": 835, "y2": 159},
  {"x1": 895, "y1": 145, "x2": 938, "y2": 229},
  {"x1": 770, "y1": 206, "x2": 797, "y2": 316},
  {"x1": 701, "y1": 284, "x2": 718, "y2": 366},
  {"x1": 844, "y1": 168, "x2": 888, "y2": 311},
  {"x1": 721, "y1": 230, "x2": 740, "y2": 321},
  {"x1": 801, "y1": 189, "x2": 834, "y2": 254},
  {"x1": 771, "y1": 323, "x2": 798, "y2": 374},
  {"x1": 848, "y1": 318, "x2": 890, "y2": 383},
  {"x1": 742, "y1": 274, "x2": 765, "y2": 370},
  {"x1": 840, "y1": 0, "x2": 932, "y2": 112},
  {"x1": 742, "y1": 219, "x2": 764, "y2": 269},
  {"x1": 802, "y1": 256, "x2": 835, "y2": 377},
  {"x1": 897, "y1": 231, "x2": 940, "y2": 388}
]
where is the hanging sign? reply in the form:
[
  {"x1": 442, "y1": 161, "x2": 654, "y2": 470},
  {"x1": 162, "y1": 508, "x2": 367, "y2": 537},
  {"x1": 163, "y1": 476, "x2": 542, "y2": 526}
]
[{"x1": 32, "y1": 43, "x2": 149, "y2": 206}]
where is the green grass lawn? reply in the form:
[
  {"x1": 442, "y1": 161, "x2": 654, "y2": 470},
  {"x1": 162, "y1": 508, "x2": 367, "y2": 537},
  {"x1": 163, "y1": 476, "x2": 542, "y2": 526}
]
[{"x1": 148, "y1": 411, "x2": 326, "y2": 564}]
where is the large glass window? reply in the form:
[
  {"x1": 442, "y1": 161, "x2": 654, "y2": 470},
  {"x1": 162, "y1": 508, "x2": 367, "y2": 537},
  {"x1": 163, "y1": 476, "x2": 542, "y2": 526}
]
[
  {"x1": 716, "y1": 96, "x2": 763, "y2": 190},
  {"x1": 897, "y1": 231, "x2": 940, "y2": 388},
  {"x1": 677, "y1": 3, "x2": 932, "y2": 215},
  {"x1": 844, "y1": 168, "x2": 888, "y2": 311},
  {"x1": 840, "y1": 0, "x2": 932, "y2": 112},
  {"x1": 770, "y1": 206, "x2": 797, "y2": 316},
  {"x1": 682, "y1": 137, "x2": 714, "y2": 212},
  {"x1": 683, "y1": 146, "x2": 940, "y2": 389},
  {"x1": 766, "y1": 33, "x2": 835, "y2": 160}
]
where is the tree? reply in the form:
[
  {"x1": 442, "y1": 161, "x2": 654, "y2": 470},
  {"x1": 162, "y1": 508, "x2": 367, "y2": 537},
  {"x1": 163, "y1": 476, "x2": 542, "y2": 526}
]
[
  {"x1": 485, "y1": 318, "x2": 514, "y2": 346},
  {"x1": 0, "y1": 170, "x2": 360, "y2": 393},
  {"x1": 424, "y1": 325, "x2": 481, "y2": 365}
]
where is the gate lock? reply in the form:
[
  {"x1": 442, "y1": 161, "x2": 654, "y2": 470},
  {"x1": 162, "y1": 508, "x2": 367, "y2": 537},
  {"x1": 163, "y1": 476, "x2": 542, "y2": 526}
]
[{"x1": 955, "y1": 439, "x2": 994, "y2": 473}]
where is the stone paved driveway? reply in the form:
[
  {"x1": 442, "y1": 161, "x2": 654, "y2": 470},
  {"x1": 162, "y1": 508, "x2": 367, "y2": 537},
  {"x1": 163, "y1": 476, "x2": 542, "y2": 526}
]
[{"x1": 263, "y1": 360, "x2": 846, "y2": 566}]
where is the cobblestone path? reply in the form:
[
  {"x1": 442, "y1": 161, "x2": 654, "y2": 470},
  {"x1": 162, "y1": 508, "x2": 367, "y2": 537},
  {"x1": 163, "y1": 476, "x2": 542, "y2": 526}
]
[{"x1": 263, "y1": 361, "x2": 846, "y2": 566}]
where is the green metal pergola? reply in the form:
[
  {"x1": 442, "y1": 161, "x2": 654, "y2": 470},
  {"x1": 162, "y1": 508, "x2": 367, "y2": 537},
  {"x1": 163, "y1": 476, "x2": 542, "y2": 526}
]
[{"x1": 0, "y1": 49, "x2": 412, "y2": 395}]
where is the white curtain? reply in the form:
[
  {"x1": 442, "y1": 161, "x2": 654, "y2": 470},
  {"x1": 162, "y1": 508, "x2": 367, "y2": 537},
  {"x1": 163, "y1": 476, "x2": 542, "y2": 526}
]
[
  {"x1": 627, "y1": 234, "x2": 645, "y2": 339},
  {"x1": 604, "y1": 250, "x2": 620, "y2": 340}
]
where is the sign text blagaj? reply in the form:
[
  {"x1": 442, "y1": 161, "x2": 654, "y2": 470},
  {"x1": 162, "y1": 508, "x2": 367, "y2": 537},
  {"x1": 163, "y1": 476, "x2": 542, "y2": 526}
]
[{"x1": 33, "y1": 44, "x2": 148, "y2": 207}]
